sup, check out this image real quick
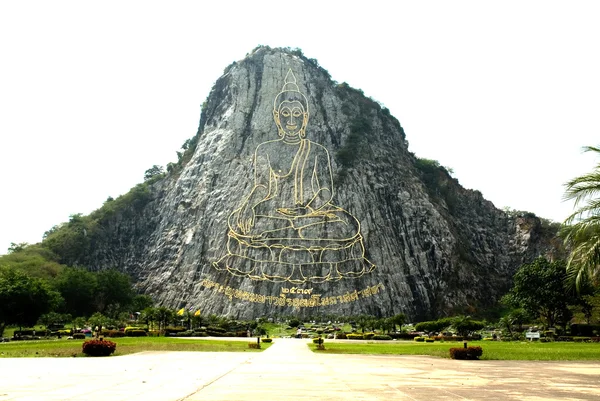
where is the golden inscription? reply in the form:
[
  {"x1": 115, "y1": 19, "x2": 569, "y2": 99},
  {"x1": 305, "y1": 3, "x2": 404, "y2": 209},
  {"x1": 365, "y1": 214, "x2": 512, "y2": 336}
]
[{"x1": 201, "y1": 278, "x2": 384, "y2": 308}]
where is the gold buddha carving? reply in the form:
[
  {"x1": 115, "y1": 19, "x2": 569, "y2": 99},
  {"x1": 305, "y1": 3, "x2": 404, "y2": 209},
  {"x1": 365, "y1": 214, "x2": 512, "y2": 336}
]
[{"x1": 213, "y1": 69, "x2": 374, "y2": 284}]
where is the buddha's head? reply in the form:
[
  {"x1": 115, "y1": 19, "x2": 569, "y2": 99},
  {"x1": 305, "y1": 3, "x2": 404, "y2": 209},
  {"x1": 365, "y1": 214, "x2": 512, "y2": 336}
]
[{"x1": 273, "y1": 69, "x2": 309, "y2": 140}]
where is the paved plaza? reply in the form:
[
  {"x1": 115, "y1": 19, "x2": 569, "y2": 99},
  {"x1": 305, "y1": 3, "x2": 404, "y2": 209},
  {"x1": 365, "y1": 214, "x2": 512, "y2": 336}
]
[{"x1": 1, "y1": 338, "x2": 599, "y2": 400}]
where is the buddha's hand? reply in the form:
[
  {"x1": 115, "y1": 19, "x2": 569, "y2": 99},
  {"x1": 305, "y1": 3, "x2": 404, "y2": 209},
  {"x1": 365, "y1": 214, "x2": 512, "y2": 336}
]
[
  {"x1": 276, "y1": 206, "x2": 314, "y2": 217},
  {"x1": 237, "y1": 206, "x2": 255, "y2": 234}
]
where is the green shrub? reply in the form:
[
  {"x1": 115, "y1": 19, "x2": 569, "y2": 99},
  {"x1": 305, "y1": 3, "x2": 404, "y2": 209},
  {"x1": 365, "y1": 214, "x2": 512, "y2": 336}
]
[
  {"x1": 335, "y1": 332, "x2": 347, "y2": 339},
  {"x1": 72, "y1": 333, "x2": 86, "y2": 340},
  {"x1": 312, "y1": 338, "x2": 325, "y2": 344},
  {"x1": 425, "y1": 338, "x2": 435, "y2": 343},
  {"x1": 261, "y1": 338, "x2": 273, "y2": 343},
  {"x1": 82, "y1": 339, "x2": 117, "y2": 357},
  {"x1": 248, "y1": 343, "x2": 261, "y2": 349},
  {"x1": 164, "y1": 326, "x2": 186, "y2": 334},
  {"x1": 414, "y1": 336, "x2": 425, "y2": 342},
  {"x1": 363, "y1": 332, "x2": 375, "y2": 340},
  {"x1": 126, "y1": 329, "x2": 148, "y2": 337},
  {"x1": 372, "y1": 335, "x2": 392, "y2": 340},
  {"x1": 347, "y1": 333, "x2": 364, "y2": 340},
  {"x1": 573, "y1": 337, "x2": 592, "y2": 343}
]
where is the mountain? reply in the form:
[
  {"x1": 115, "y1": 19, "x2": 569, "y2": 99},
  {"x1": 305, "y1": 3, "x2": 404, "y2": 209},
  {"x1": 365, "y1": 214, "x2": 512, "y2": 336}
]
[{"x1": 46, "y1": 46, "x2": 560, "y2": 320}]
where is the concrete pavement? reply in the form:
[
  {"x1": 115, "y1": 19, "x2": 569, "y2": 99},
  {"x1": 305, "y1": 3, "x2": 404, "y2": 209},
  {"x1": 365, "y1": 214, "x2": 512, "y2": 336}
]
[{"x1": 1, "y1": 338, "x2": 599, "y2": 400}]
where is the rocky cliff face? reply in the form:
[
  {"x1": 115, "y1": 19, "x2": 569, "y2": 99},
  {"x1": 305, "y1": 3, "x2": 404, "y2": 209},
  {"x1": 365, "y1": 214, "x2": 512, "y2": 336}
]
[{"x1": 82, "y1": 47, "x2": 559, "y2": 320}]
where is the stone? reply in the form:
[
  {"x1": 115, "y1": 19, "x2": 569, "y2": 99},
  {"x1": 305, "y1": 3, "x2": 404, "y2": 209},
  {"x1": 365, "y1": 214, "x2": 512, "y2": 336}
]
[{"x1": 81, "y1": 46, "x2": 560, "y2": 320}]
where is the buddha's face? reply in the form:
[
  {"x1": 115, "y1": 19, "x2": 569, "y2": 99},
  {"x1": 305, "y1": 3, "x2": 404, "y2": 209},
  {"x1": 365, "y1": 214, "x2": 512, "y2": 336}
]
[{"x1": 274, "y1": 100, "x2": 308, "y2": 137}]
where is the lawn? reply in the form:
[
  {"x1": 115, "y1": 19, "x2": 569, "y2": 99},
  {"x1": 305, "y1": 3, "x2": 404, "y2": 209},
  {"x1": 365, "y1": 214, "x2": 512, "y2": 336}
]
[
  {"x1": 0, "y1": 337, "x2": 271, "y2": 358},
  {"x1": 313, "y1": 340, "x2": 600, "y2": 361}
]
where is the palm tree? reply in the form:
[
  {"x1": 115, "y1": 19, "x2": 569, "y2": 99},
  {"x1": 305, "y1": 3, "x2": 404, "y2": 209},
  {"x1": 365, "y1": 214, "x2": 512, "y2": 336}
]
[{"x1": 562, "y1": 145, "x2": 600, "y2": 288}]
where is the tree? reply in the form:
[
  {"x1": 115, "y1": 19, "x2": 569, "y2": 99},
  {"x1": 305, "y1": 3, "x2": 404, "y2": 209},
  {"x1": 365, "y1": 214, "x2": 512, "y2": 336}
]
[
  {"x1": 88, "y1": 312, "x2": 114, "y2": 332},
  {"x1": 95, "y1": 269, "x2": 134, "y2": 315},
  {"x1": 131, "y1": 294, "x2": 154, "y2": 312},
  {"x1": 502, "y1": 257, "x2": 578, "y2": 328},
  {"x1": 414, "y1": 318, "x2": 453, "y2": 333},
  {"x1": 451, "y1": 316, "x2": 485, "y2": 337},
  {"x1": 53, "y1": 267, "x2": 98, "y2": 317},
  {"x1": 140, "y1": 307, "x2": 157, "y2": 330},
  {"x1": 0, "y1": 244, "x2": 65, "y2": 280},
  {"x1": 144, "y1": 165, "x2": 164, "y2": 181},
  {"x1": 38, "y1": 312, "x2": 71, "y2": 330},
  {"x1": 562, "y1": 145, "x2": 600, "y2": 288},
  {"x1": 155, "y1": 307, "x2": 175, "y2": 331},
  {"x1": 7, "y1": 242, "x2": 29, "y2": 254},
  {"x1": 391, "y1": 313, "x2": 406, "y2": 332},
  {"x1": 0, "y1": 267, "x2": 61, "y2": 335}
]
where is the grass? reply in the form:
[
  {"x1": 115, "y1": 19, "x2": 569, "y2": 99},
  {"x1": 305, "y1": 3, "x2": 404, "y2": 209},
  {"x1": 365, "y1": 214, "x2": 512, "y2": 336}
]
[
  {"x1": 0, "y1": 337, "x2": 271, "y2": 358},
  {"x1": 312, "y1": 340, "x2": 600, "y2": 361}
]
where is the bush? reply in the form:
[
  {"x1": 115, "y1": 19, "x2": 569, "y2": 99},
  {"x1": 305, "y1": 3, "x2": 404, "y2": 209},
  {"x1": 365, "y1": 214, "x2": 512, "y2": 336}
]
[
  {"x1": 248, "y1": 343, "x2": 261, "y2": 349},
  {"x1": 13, "y1": 329, "x2": 51, "y2": 337},
  {"x1": 126, "y1": 329, "x2": 148, "y2": 337},
  {"x1": 347, "y1": 333, "x2": 364, "y2": 340},
  {"x1": 449, "y1": 346, "x2": 483, "y2": 360},
  {"x1": 335, "y1": 332, "x2": 347, "y2": 339},
  {"x1": 573, "y1": 337, "x2": 592, "y2": 343},
  {"x1": 372, "y1": 335, "x2": 392, "y2": 340},
  {"x1": 312, "y1": 338, "x2": 325, "y2": 344},
  {"x1": 261, "y1": 338, "x2": 273, "y2": 343},
  {"x1": 104, "y1": 330, "x2": 126, "y2": 338},
  {"x1": 164, "y1": 326, "x2": 186, "y2": 334},
  {"x1": 571, "y1": 324, "x2": 600, "y2": 337},
  {"x1": 72, "y1": 333, "x2": 86, "y2": 340},
  {"x1": 425, "y1": 338, "x2": 435, "y2": 343},
  {"x1": 449, "y1": 348, "x2": 468, "y2": 359},
  {"x1": 82, "y1": 339, "x2": 117, "y2": 357},
  {"x1": 206, "y1": 326, "x2": 226, "y2": 337},
  {"x1": 390, "y1": 332, "x2": 420, "y2": 340},
  {"x1": 363, "y1": 332, "x2": 375, "y2": 340},
  {"x1": 414, "y1": 336, "x2": 425, "y2": 342}
]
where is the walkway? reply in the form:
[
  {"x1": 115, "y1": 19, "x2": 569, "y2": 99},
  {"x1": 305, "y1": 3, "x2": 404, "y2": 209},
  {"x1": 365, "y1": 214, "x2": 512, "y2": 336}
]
[{"x1": 0, "y1": 338, "x2": 599, "y2": 400}]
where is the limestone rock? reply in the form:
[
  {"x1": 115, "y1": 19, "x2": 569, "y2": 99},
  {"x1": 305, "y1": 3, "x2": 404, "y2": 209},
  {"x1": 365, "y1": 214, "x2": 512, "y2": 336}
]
[{"x1": 82, "y1": 47, "x2": 560, "y2": 320}]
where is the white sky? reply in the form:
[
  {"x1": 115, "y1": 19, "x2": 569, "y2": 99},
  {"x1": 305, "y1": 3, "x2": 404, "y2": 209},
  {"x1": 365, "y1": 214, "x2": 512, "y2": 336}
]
[{"x1": 1, "y1": 1, "x2": 599, "y2": 255}]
